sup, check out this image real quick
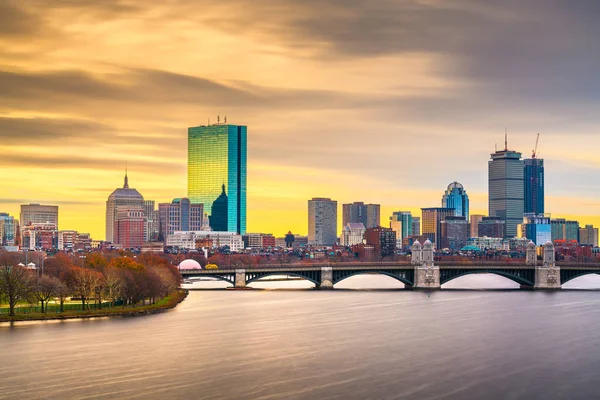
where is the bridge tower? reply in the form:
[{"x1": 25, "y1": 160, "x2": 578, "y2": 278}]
[
  {"x1": 413, "y1": 239, "x2": 440, "y2": 289},
  {"x1": 411, "y1": 240, "x2": 423, "y2": 265},
  {"x1": 319, "y1": 266, "x2": 333, "y2": 289},
  {"x1": 534, "y1": 241, "x2": 561, "y2": 289},
  {"x1": 526, "y1": 241, "x2": 537, "y2": 265},
  {"x1": 234, "y1": 269, "x2": 247, "y2": 288}
]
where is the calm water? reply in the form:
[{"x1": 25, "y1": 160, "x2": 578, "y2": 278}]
[{"x1": 2, "y1": 274, "x2": 600, "y2": 400}]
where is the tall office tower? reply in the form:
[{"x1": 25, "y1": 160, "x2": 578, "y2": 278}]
[
  {"x1": 524, "y1": 158, "x2": 544, "y2": 214},
  {"x1": 421, "y1": 207, "x2": 455, "y2": 249},
  {"x1": 143, "y1": 200, "x2": 159, "y2": 242},
  {"x1": 113, "y1": 206, "x2": 145, "y2": 249},
  {"x1": 106, "y1": 173, "x2": 144, "y2": 243},
  {"x1": 20, "y1": 204, "x2": 58, "y2": 229},
  {"x1": 489, "y1": 140, "x2": 524, "y2": 238},
  {"x1": 470, "y1": 214, "x2": 485, "y2": 238},
  {"x1": 441, "y1": 182, "x2": 470, "y2": 219},
  {"x1": 440, "y1": 216, "x2": 469, "y2": 250},
  {"x1": 308, "y1": 197, "x2": 337, "y2": 246},
  {"x1": 188, "y1": 123, "x2": 247, "y2": 234},
  {"x1": 518, "y1": 213, "x2": 551, "y2": 246},
  {"x1": 342, "y1": 202, "x2": 380, "y2": 229},
  {"x1": 412, "y1": 217, "x2": 421, "y2": 236},
  {"x1": 158, "y1": 198, "x2": 204, "y2": 239},
  {"x1": 579, "y1": 225, "x2": 599, "y2": 247},
  {"x1": 390, "y1": 211, "x2": 412, "y2": 247},
  {"x1": 550, "y1": 218, "x2": 579, "y2": 242},
  {"x1": 0, "y1": 213, "x2": 16, "y2": 246}
]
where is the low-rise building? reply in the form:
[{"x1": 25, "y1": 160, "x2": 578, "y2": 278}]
[
  {"x1": 166, "y1": 231, "x2": 244, "y2": 252},
  {"x1": 365, "y1": 226, "x2": 396, "y2": 257},
  {"x1": 340, "y1": 223, "x2": 366, "y2": 246}
]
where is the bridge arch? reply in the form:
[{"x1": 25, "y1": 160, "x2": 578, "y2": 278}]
[
  {"x1": 333, "y1": 270, "x2": 413, "y2": 287},
  {"x1": 441, "y1": 270, "x2": 534, "y2": 287},
  {"x1": 185, "y1": 274, "x2": 235, "y2": 286},
  {"x1": 245, "y1": 272, "x2": 320, "y2": 287},
  {"x1": 561, "y1": 271, "x2": 600, "y2": 286}
]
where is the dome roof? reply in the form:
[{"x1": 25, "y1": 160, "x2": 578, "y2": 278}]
[
  {"x1": 412, "y1": 240, "x2": 421, "y2": 246},
  {"x1": 447, "y1": 181, "x2": 464, "y2": 191},
  {"x1": 179, "y1": 259, "x2": 201, "y2": 270}
]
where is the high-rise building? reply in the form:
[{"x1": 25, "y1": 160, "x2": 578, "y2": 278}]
[
  {"x1": 489, "y1": 142, "x2": 524, "y2": 238},
  {"x1": 342, "y1": 202, "x2": 380, "y2": 229},
  {"x1": 390, "y1": 211, "x2": 413, "y2": 243},
  {"x1": 20, "y1": 204, "x2": 58, "y2": 229},
  {"x1": 143, "y1": 200, "x2": 159, "y2": 242},
  {"x1": 308, "y1": 198, "x2": 337, "y2": 246},
  {"x1": 524, "y1": 158, "x2": 544, "y2": 214},
  {"x1": 579, "y1": 225, "x2": 599, "y2": 247},
  {"x1": 188, "y1": 123, "x2": 247, "y2": 234},
  {"x1": 551, "y1": 218, "x2": 579, "y2": 242},
  {"x1": 0, "y1": 213, "x2": 16, "y2": 246},
  {"x1": 478, "y1": 216, "x2": 505, "y2": 238},
  {"x1": 412, "y1": 217, "x2": 421, "y2": 236},
  {"x1": 158, "y1": 198, "x2": 203, "y2": 240},
  {"x1": 441, "y1": 182, "x2": 469, "y2": 219},
  {"x1": 340, "y1": 223, "x2": 366, "y2": 246},
  {"x1": 364, "y1": 226, "x2": 396, "y2": 257},
  {"x1": 106, "y1": 173, "x2": 144, "y2": 243},
  {"x1": 114, "y1": 206, "x2": 145, "y2": 249},
  {"x1": 518, "y1": 213, "x2": 551, "y2": 246},
  {"x1": 440, "y1": 216, "x2": 469, "y2": 250},
  {"x1": 421, "y1": 207, "x2": 455, "y2": 249},
  {"x1": 470, "y1": 214, "x2": 485, "y2": 238}
]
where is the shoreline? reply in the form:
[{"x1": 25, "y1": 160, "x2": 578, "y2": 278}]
[{"x1": 0, "y1": 290, "x2": 188, "y2": 324}]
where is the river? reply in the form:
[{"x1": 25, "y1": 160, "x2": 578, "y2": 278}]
[{"x1": 2, "y1": 274, "x2": 600, "y2": 400}]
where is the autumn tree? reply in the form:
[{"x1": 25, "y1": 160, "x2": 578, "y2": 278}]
[
  {"x1": 54, "y1": 279, "x2": 71, "y2": 313},
  {"x1": 33, "y1": 275, "x2": 60, "y2": 313},
  {"x1": 70, "y1": 267, "x2": 103, "y2": 310},
  {"x1": 0, "y1": 263, "x2": 35, "y2": 316},
  {"x1": 103, "y1": 269, "x2": 124, "y2": 308}
]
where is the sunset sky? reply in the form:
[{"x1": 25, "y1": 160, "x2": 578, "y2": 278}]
[{"x1": 1, "y1": 0, "x2": 600, "y2": 239}]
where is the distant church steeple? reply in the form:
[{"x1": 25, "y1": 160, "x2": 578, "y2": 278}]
[{"x1": 124, "y1": 163, "x2": 129, "y2": 188}]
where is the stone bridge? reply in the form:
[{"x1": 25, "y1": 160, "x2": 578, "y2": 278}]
[{"x1": 180, "y1": 241, "x2": 600, "y2": 290}]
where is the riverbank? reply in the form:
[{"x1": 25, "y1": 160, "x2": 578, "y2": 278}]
[{"x1": 0, "y1": 290, "x2": 188, "y2": 323}]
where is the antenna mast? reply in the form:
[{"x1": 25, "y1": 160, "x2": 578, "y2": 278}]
[{"x1": 504, "y1": 128, "x2": 508, "y2": 151}]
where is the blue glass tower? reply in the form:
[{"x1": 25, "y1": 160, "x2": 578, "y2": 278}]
[
  {"x1": 188, "y1": 123, "x2": 247, "y2": 234},
  {"x1": 441, "y1": 182, "x2": 469, "y2": 219},
  {"x1": 524, "y1": 158, "x2": 544, "y2": 214}
]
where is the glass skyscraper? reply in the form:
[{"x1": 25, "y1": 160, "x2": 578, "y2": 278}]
[
  {"x1": 441, "y1": 181, "x2": 469, "y2": 219},
  {"x1": 188, "y1": 124, "x2": 247, "y2": 234},
  {"x1": 524, "y1": 158, "x2": 544, "y2": 214},
  {"x1": 489, "y1": 147, "x2": 524, "y2": 238}
]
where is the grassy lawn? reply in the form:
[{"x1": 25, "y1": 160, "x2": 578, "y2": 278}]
[{"x1": 0, "y1": 290, "x2": 188, "y2": 322}]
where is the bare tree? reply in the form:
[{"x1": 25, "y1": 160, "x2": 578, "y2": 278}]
[
  {"x1": 0, "y1": 264, "x2": 35, "y2": 317},
  {"x1": 103, "y1": 270, "x2": 123, "y2": 308},
  {"x1": 54, "y1": 279, "x2": 71, "y2": 313},
  {"x1": 70, "y1": 267, "x2": 103, "y2": 310},
  {"x1": 33, "y1": 275, "x2": 59, "y2": 313}
]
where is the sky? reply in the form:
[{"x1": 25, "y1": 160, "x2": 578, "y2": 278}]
[{"x1": 1, "y1": 0, "x2": 600, "y2": 239}]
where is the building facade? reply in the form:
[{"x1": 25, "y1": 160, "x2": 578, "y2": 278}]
[
  {"x1": 421, "y1": 207, "x2": 455, "y2": 249},
  {"x1": 478, "y1": 216, "x2": 505, "y2": 239},
  {"x1": 21, "y1": 223, "x2": 58, "y2": 251},
  {"x1": 551, "y1": 218, "x2": 579, "y2": 242},
  {"x1": 441, "y1": 182, "x2": 469, "y2": 219},
  {"x1": 489, "y1": 146, "x2": 524, "y2": 238},
  {"x1": 518, "y1": 213, "x2": 551, "y2": 246},
  {"x1": 440, "y1": 216, "x2": 469, "y2": 250},
  {"x1": 242, "y1": 233, "x2": 275, "y2": 249},
  {"x1": 113, "y1": 206, "x2": 145, "y2": 249},
  {"x1": 106, "y1": 173, "x2": 144, "y2": 243},
  {"x1": 412, "y1": 217, "x2": 421, "y2": 236},
  {"x1": 188, "y1": 123, "x2": 247, "y2": 234},
  {"x1": 579, "y1": 225, "x2": 599, "y2": 247},
  {"x1": 166, "y1": 231, "x2": 244, "y2": 252},
  {"x1": 390, "y1": 211, "x2": 412, "y2": 245},
  {"x1": 158, "y1": 198, "x2": 203, "y2": 240},
  {"x1": 364, "y1": 227, "x2": 396, "y2": 257},
  {"x1": 308, "y1": 198, "x2": 337, "y2": 246},
  {"x1": 340, "y1": 223, "x2": 366, "y2": 246},
  {"x1": 524, "y1": 158, "x2": 544, "y2": 215},
  {"x1": 143, "y1": 200, "x2": 159, "y2": 242},
  {"x1": 469, "y1": 214, "x2": 484, "y2": 238},
  {"x1": 20, "y1": 204, "x2": 58, "y2": 229},
  {"x1": 0, "y1": 213, "x2": 16, "y2": 246},
  {"x1": 342, "y1": 202, "x2": 380, "y2": 229}
]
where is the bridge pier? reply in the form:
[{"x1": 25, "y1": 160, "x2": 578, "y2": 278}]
[
  {"x1": 413, "y1": 240, "x2": 440, "y2": 290},
  {"x1": 319, "y1": 266, "x2": 333, "y2": 289},
  {"x1": 534, "y1": 242, "x2": 561, "y2": 290},
  {"x1": 234, "y1": 269, "x2": 247, "y2": 288}
]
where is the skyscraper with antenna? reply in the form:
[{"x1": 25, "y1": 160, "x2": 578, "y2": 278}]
[{"x1": 488, "y1": 133, "x2": 524, "y2": 238}]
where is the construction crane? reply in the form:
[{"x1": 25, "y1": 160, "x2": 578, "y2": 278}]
[{"x1": 532, "y1": 133, "x2": 540, "y2": 158}]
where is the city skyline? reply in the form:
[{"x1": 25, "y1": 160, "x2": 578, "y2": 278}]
[{"x1": 1, "y1": 1, "x2": 600, "y2": 239}]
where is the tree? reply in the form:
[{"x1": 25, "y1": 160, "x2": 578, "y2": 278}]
[
  {"x1": 33, "y1": 275, "x2": 59, "y2": 313},
  {"x1": 70, "y1": 267, "x2": 103, "y2": 310},
  {"x1": 103, "y1": 269, "x2": 124, "y2": 308},
  {"x1": 0, "y1": 263, "x2": 35, "y2": 316},
  {"x1": 54, "y1": 279, "x2": 71, "y2": 313}
]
